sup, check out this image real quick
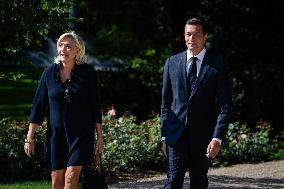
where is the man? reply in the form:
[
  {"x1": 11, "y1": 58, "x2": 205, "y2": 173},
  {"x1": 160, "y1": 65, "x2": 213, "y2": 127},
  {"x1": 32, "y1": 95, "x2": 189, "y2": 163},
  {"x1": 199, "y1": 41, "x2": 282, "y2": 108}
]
[{"x1": 160, "y1": 18, "x2": 232, "y2": 188}]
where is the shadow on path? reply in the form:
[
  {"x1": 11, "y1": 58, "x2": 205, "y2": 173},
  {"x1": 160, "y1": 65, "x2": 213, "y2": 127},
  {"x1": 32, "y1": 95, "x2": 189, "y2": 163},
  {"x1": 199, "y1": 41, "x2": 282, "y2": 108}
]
[
  {"x1": 110, "y1": 175, "x2": 284, "y2": 189},
  {"x1": 209, "y1": 175, "x2": 284, "y2": 189}
]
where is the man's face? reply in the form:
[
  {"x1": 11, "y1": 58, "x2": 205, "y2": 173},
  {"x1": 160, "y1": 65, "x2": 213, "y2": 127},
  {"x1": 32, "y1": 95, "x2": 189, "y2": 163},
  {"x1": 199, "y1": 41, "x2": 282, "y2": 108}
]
[{"x1": 184, "y1": 24, "x2": 207, "y2": 55}]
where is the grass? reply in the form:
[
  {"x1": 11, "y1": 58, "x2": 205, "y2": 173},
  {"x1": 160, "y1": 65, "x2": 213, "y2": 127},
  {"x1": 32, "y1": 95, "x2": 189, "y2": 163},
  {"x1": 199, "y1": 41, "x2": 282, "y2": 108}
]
[
  {"x1": 0, "y1": 76, "x2": 37, "y2": 119},
  {"x1": 0, "y1": 181, "x2": 87, "y2": 189},
  {"x1": 0, "y1": 181, "x2": 51, "y2": 189}
]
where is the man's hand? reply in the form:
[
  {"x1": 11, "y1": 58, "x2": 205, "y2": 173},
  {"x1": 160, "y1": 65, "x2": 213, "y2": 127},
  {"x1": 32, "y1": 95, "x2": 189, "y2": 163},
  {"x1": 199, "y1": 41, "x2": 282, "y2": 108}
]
[
  {"x1": 161, "y1": 141, "x2": 167, "y2": 157},
  {"x1": 206, "y1": 140, "x2": 220, "y2": 158}
]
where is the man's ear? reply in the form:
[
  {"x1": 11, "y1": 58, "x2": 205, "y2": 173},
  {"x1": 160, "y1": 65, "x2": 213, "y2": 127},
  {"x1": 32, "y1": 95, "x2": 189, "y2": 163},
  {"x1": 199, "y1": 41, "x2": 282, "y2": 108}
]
[{"x1": 204, "y1": 33, "x2": 208, "y2": 41}]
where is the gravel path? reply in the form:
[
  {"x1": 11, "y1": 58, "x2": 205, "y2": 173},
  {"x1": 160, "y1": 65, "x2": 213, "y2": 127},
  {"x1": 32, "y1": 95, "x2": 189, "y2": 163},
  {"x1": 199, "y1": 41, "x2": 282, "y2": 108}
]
[{"x1": 109, "y1": 160, "x2": 284, "y2": 189}]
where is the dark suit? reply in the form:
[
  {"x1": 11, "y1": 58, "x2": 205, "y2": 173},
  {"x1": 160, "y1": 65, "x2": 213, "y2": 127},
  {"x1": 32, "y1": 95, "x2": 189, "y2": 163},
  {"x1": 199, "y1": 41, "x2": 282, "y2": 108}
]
[{"x1": 161, "y1": 50, "x2": 231, "y2": 188}]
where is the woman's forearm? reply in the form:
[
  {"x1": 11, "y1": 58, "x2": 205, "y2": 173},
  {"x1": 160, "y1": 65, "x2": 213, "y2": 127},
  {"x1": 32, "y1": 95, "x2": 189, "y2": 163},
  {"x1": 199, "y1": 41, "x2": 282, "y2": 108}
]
[
  {"x1": 26, "y1": 123, "x2": 38, "y2": 140},
  {"x1": 95, "y1": 123, "x2": 103, "y2": 139}
]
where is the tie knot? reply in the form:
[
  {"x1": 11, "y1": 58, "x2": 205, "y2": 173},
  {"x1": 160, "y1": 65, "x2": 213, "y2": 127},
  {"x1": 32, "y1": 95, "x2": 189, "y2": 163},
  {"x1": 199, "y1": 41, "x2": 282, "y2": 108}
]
[{"x1": 192, "y1": 56, "x2": 198, "y2": 63}]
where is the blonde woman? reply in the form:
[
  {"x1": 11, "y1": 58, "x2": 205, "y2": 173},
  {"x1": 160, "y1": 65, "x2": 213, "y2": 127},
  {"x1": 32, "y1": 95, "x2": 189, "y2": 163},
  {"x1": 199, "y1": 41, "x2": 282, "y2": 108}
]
[{"x1": 24, "y1": 32, "x2": 103, "y2": 189}]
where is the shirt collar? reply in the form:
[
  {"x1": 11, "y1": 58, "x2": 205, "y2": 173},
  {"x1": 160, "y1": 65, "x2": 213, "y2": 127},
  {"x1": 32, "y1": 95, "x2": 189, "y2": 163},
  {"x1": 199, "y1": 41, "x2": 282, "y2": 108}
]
[{"x1": 187, "y1": 48, "x2": 206, "y2": 63}]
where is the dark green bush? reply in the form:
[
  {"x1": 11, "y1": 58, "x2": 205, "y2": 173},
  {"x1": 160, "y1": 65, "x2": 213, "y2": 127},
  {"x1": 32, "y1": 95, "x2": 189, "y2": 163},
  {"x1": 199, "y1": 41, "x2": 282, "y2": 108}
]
[
  {"x1": 216, "y1": 121, "x2": 279, "y2": 165},
  {"x1": 0, "y1": 116, "x2": 281, "y2": 181},
  {"x1": 0, "y1": 116, "x2": 165, "y2": 181},
  {"x1": 102, "y1": 115, "x2": 165, "y2": 172},
  {"x1": 0, "y1": 118, "x2": 49, "y2": 182}
]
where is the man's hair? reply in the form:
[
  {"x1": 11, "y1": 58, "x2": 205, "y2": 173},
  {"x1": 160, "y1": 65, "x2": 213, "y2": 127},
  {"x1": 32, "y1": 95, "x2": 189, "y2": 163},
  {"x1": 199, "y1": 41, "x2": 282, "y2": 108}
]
[{"x1": 185, "y1": 18, "x2": 207, "y2": 34}]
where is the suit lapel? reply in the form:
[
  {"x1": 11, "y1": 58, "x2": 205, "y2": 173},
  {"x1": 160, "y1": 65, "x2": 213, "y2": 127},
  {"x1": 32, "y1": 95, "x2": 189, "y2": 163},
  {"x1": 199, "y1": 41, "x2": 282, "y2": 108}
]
[
  {"x1": 179, "y1": 51, "x2": 188, "y2": 96},
  {"x1": 189, "y1": 54, "x2": 210, "y2": 99}
]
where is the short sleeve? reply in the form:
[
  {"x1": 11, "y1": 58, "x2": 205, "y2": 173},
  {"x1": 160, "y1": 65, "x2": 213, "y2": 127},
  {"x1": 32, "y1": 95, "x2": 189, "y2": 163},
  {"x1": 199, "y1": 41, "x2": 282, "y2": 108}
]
[{"x1": 29, "y1": 69, "x2": 48, "y2": 125}]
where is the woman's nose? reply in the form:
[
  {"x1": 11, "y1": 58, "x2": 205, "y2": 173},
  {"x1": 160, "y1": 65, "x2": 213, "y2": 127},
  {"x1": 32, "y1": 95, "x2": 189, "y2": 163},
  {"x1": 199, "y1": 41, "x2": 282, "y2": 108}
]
[{"x1": 61, "y1": 46, "x2": 67, "y2": 52}]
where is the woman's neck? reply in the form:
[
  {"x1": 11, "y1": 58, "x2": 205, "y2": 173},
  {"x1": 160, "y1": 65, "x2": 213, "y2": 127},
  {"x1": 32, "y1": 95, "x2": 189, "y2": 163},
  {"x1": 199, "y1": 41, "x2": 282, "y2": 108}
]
[
  {"x1": 61, "y1": 60, "x2": 75, "y2": 70},
  {"x1": 60, "y1": 62, "x2": 75, "y2": 82}
]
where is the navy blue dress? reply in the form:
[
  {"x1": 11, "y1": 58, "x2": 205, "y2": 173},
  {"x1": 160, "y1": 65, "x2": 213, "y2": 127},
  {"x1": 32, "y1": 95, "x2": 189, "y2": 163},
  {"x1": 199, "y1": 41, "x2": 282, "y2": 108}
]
[{"x1": 29, "y1": 63, "x2": 102, "y2": 170}]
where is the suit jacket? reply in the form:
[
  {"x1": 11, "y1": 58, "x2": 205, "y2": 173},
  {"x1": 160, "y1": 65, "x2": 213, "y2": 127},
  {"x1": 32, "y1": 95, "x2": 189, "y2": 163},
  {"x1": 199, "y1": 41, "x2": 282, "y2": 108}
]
[{"x1": 160, "y1": 50, "x2": 232, "y2": 146}]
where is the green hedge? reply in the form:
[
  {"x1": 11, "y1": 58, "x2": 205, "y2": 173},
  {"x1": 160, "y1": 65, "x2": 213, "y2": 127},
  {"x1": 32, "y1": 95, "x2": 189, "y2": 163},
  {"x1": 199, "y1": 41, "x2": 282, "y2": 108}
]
[
  {"x1": 102, "y1": 115, "x2": 165, "y2": 172},
  {"x1": 0, "y1": 117, "x2": 281, "y2": 182},
  {"x1": 0, "y1": 118, "x2": 49, "y2": 182},
  {"x1": 215, "y1": 121, "x2": 279, "y2": 166}
]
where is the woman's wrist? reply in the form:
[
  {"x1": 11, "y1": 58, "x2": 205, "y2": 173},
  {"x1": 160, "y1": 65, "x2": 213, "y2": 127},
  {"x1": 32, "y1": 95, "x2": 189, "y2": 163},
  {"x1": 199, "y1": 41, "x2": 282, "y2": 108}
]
[{"x1": 24, "y1": 138, "x2": 34, "y2": 143}]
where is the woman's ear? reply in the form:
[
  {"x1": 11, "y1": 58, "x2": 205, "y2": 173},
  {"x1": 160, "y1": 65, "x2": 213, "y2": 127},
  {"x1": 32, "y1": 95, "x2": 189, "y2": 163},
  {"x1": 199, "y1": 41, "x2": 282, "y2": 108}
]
[{"x1": 76, "y1": 47, "x2": 80, "y2": 56}]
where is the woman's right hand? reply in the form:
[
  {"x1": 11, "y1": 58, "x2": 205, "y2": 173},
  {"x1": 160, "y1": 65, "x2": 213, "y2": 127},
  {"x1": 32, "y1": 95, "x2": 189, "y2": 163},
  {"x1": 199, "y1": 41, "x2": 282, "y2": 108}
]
[
  {"x1": 24, "y1": 140, "x2": 35, "y2": 157},
  {"x1": 24, "y1": 123, "x2": 38, "y2": 157}
]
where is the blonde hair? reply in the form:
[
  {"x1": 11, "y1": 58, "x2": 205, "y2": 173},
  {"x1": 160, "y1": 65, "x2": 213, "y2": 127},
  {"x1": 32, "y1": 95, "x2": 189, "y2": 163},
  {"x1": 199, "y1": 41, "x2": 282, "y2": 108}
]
[{"x1": 54, "y1": 31, "x2": 86, "y2": 65}]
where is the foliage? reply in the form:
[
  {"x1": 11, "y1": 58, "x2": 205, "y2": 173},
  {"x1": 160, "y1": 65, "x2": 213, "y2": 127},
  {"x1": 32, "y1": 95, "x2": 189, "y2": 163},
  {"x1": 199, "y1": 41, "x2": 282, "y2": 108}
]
[
  {"x1": 0, "y1": 116, "x2": 282, "y2": 181},
  {"x1": 273, "y1": 140, "x2": 284, "y2": 160},
  {"x1": 0, "y1": 118, "x2": 48, "y2": 182},
  {"x1": 216, "y1": 121, "x2": 279, "y2": 166},
  {"x1": 1, "y1": 0, "x2": 284, "y2": 133},
  {"x1": 102, "y1": 115, "x2": 165, "y2": 172},
  {"x1": 0, "y1": 116, "x2": 165, "y2": 181},
  {"x1": 0, "y1": 0, "x2": 76, "y2": 78},
  {"x1": 72, "y1": 0, "x2": 284, "y2": 133},
  {"x1": 75, "y1": 0, "x2": 171, "y2": 119}
]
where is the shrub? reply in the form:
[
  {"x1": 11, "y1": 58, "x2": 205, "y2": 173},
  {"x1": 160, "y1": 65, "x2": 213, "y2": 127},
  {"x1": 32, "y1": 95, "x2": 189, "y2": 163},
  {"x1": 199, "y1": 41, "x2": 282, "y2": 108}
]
[
  {"x1": 102, "y1": 115, "x2": 165, "y2": 172},
  {"x1": 0, "y1": 118, "x2": 49, "y2": 182},
  {"x1": 216, "y1": 121, "x2": 279, "y2": 166},
  {"x1": 0, "y1": 117, "x2": 281, "y2": 181},
  {"x1": 0, "y1": 116, "x2": 165, "y2": 181}
]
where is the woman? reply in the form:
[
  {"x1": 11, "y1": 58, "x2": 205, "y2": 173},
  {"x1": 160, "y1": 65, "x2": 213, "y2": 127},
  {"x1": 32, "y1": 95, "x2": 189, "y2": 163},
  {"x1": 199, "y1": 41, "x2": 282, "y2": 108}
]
[{"x1": 24, "y1": 32, "x2": 103, "y2": 189}]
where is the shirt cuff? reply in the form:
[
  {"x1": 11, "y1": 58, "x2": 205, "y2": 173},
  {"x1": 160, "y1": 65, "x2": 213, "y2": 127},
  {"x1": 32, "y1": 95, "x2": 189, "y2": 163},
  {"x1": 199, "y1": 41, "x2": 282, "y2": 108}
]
[{"x1": 212, "y1": 138, "x2": 222, "y2": 145}]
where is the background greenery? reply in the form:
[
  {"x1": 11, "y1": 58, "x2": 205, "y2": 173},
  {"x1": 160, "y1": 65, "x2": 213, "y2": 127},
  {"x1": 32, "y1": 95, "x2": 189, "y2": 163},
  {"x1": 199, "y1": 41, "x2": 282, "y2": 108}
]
[
  {"x1": 1, "y1": 0, "x2": 283, "y2": 133},
  {"x1": 0, "y1": 117, "x2": 282, "y2": 182},
  {"x1": 0, "y1": 0, "x2": 283, "y2": 185}
]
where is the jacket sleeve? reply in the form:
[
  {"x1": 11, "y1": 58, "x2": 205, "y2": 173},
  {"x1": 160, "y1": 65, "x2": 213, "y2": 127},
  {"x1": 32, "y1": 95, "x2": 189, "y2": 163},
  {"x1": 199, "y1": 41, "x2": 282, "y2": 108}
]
[
  {"x1": 89, "y1": 66, "x2": 102, "y2": 125},
  {"x1": 213, "y1": 57, "x2": 232, "y2": 140},
  {"x1": 29, "y1": 69, "x2": 48, "y2": 125},
  {"x1": 160, "y1": 58, "x2": 173, "y2": 138}
]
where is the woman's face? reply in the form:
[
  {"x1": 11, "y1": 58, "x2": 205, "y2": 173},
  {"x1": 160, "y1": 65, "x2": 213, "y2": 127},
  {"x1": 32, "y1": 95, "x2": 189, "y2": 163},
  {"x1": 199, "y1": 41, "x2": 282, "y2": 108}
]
[{"x1": 57, "y1": 36, "x2": 79, "y2": 65}]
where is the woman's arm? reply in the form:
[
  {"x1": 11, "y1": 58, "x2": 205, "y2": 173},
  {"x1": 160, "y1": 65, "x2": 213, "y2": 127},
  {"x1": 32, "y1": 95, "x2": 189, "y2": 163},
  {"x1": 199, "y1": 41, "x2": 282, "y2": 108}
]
[
  {"x1": 24, "y1": 123, "x2": 38, "y2": 157},
  {"x1": 95, "y1": 123, "x2": 103, "y2": 155}
]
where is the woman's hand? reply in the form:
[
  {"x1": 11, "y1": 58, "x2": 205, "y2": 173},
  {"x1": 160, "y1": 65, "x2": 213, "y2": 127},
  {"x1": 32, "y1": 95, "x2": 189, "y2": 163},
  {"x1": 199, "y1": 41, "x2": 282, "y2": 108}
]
[
  {"x1": 24, "y1": 140, "x2": 35, "y2": 157},
  {"x1": 24, "y1": 123, "x2": 38, "y2": 157}
]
